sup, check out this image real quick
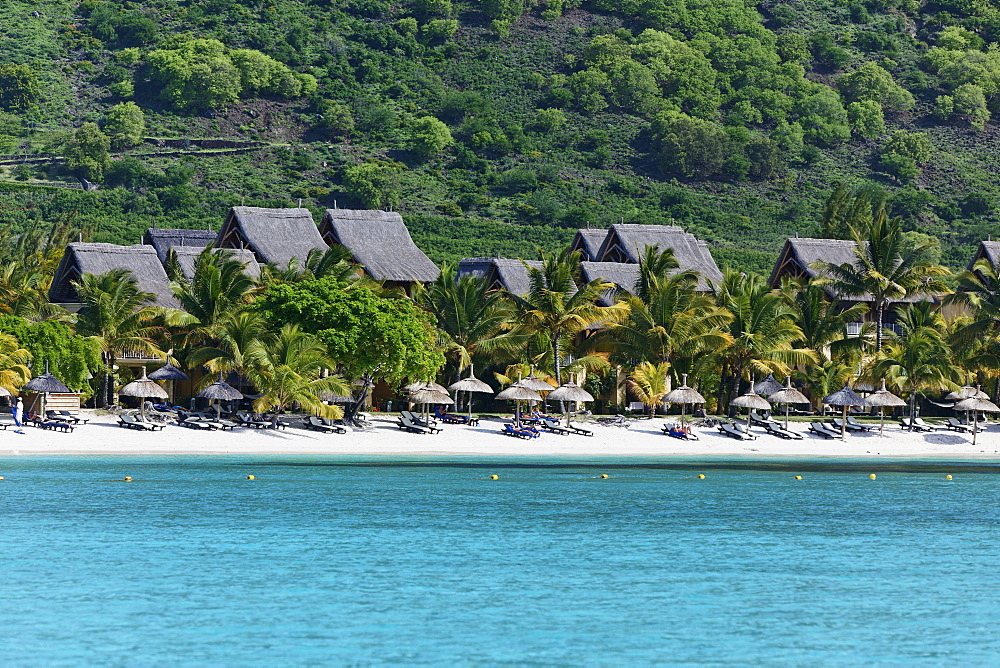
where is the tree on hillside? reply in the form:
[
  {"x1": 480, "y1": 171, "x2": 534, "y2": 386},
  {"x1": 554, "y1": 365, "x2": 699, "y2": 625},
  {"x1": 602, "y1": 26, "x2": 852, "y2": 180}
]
[
  {"x1": 0, "y1": 64, "x2": 41, "y2": 111},
  {"x1": 65, "y1": 123, "x2": 111, "y2": 182},
  {"x1": 103, "y1": 102, "x2": 146, "y2": 149}
]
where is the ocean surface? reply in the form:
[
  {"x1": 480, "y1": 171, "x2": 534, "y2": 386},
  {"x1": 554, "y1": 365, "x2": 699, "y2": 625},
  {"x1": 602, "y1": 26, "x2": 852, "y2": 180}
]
[{"x1": 2, "y1": 455, "x2": 999, "y2": 665}]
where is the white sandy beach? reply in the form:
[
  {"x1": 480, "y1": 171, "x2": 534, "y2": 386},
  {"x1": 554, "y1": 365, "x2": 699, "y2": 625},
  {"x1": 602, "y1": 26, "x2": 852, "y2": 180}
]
[{"x1": 1, "y1": 412, "x2": 999, "y2": 458}]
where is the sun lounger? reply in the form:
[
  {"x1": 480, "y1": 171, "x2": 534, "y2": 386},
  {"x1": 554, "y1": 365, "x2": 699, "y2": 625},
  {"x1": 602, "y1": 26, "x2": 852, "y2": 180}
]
[
  {"x1": 118, "y1": 413, "x2": 162, "y2": 431},
  {"x1": 763, "y1": 421, "x2": 803, "y2": 439},
  {"x1": 900, "y1": 417, "x2": 934, "y2": 432},
  {"x1": 718, "y1": 422, "x2": 755, "y2": 440},
  {"x1": 749, "y1": 410, "x2": 772, "y2": 427},
  {"x1": 49, "y1": 410, "x2": 88, "y2": 425},
  {"x1": 563, "y1": 422, "x2": 593, "y2": 437},
  {"x1": 913, "y1": 417, "x2": 939, "y2": 431},
  {"x1": 402, "y1": 410, "x2": 437, "y2": 429},
  {"x1": 434, "y1": 406, "x2": 480, "y2": 426},
  {"x1": 538, "y1": 418, "x2": 570, "y2": 435},
  {"x1": 831, "y1": 418, "x2": 865, "y2": 433},
  {"x1": 501, "y1": 423, "x2": 538, "y2": 439},
  {"x1": 809, "y1": 422, "x2": 840, "y2": 439},
  {"x1": 236, "y1": 411, "x2": 271, "y2": 428},
  {"x1": 304, "y1": 415, "x2": 344, "y2": 433},
  {"x1": 397, "y1": 414, "x2": 439, "y2": 434},
  {"x1": 662, "y1": 424, "x2": 699, "y2": 440},
  {"x1": 945, "y1": 417, "x2": 977, "y2": 433},
  {"x1": 845, "y1": 416, "x2": 874, "y2": 431}
]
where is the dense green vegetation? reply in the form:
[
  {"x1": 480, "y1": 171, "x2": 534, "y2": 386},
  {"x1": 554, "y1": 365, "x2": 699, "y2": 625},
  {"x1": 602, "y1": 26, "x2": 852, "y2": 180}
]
[{"x1": 2, "y1": 0, "x2": 1000, "y2": 269}]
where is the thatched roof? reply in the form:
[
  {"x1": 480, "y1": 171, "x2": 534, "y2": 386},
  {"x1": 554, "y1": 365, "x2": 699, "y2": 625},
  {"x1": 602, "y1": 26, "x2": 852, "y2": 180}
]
[
  {"x1": 170, "y1": 247, "x2": 261, "y2": 281},
  {"x1": 49, "y1": 243, "x2": 177, "y2": 307},
  {"x1": 143, "y1": 228, "x2": 217, "y2": 263},
  {"x1": 318, "y1": 209, "x2": 439, "y2": 283},
  {"x1": 768, "y1": 238, "x2": 927, "y2": 303},
  {"x1": 216, "y1": 206, "x2": 326, "y2": 268},
  {"x1": 457, "y1": 258, "x2": 543, "y2": 297},
  {"x1": 594, "y1": 224, "x2": 723, "y2": 284},
  {"x1": 969, "y1": 241, "x2": 1000, "y2": 274},
  {"x1": 570, "y1": 229, "x2": 609, "y2": 261},
  {"x1": 580, "y1": 261, "x2": 639, "y2": 305}
]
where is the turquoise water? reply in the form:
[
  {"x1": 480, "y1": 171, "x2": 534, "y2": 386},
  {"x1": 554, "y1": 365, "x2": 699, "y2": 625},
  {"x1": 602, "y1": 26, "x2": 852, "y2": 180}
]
[{"x1": 2, "y1": 456, "x2": 1000, "y2": 664}]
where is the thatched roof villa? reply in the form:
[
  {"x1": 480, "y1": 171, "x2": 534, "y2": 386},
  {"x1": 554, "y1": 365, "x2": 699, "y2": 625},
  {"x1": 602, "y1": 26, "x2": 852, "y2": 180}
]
[
  {"x1": 570, "y1": 229, "x2": 609, "y2": 261},
  {"x1": 457, "y1": 258, "x2": 543, "y2": 297},
  {"x1": 143, "y1": 228, "x2": 218, "y2": 263},
  {"x1": 216, "y1": 206, "x2": 327, "y2": 268},
  {"x1": 319, "y1": 209, "x2": 440, "y2": 291},
  {"x1": 968, "y1": 240, "x2": 1000, "y2": 277},
  {"x1": 580, "y1": 261, "x2": 640, "y2": 306},
  {"x1": 49, "y1": 243, "x2": 178, "y2": 309},
  {"x1": 592, "y1": 224, "x2": 724, "y2": 284}
]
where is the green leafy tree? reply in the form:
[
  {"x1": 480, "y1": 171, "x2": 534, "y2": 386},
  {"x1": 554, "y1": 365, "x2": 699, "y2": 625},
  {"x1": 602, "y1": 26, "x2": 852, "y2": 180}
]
[
  {"x1": 0, "y1": 316, "x2": 100, "y2": 393},
  {"x1": 952, "y1": 83, "x2": 990, "y2": 130},
  {"x1": 838, "y1": 62, "x2": 914, "y2": 111},
  {"x1": 847, "y1": 100, "x2": 885, "y2": 139},
  {"x1": 315, "y1": 100, "x2": 355, "y2": 138},
  {"x1": 146, "y1": 39, "x2": 243, "y2": 111},
  {"x1": 651, "y1": 111, "x2": 732, "y2": 178},
  {"x1": 0, "y1": 64, "x2": 41, "y2": 110},
  {"x1": 103, "y1": 101, "x2": 146, "y2": 149},
  {"x1": 256, "y1": 278, "x2": 445, "y2": 423},
  {"x1": 230, "y1": 49, "x2": 302, "y2": 97},
  {"x1": 343, "y1": 161, "x2": 404, "y2": 208},
  {"x1": 409, "y1": 116, "x2": 453, "y2": 159},
  {"x1": 65, "y1": 123, "x2": 111, "y2": 181}
]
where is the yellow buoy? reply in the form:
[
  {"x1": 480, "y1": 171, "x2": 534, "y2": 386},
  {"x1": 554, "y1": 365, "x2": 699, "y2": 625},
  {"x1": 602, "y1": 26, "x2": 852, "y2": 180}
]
[
  {"x1": 697, "y1": 474, "x2": 706, "y2": 479},
  {"x1": 600, "y1": 474, "x2": 609, "y2": 479},
  {"x1": 869, "y1": 474, "x2": 877, "y2": 480},
  {"x1": 123, "y1": 476, "x2": 132, "y2": 482},
  {"x1": 0, "y1": 476, "x2": 5, "y2": 481},
  {"x1": 490, "y1": 474, "x2": 499, "y2": 480},
  {"x1": 247, "y1": 475, "x2": 255, "y2": 480},
  {"x1": 794, "y1": 475, "x2": 802, "y2": 480},
  {"x1": 946, "y1": 474, "x2": 953, "y2": 481}
]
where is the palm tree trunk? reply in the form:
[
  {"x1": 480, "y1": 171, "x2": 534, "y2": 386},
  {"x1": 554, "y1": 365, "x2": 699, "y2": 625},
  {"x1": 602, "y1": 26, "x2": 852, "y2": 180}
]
[
  {"x1": 717, "y1": 367, "x2": 729, "y2": 415},
  {"x1": 103, "y1": 351, "x2": 114, "y2": 408},
  {"x1": 730, "y1": 363, "x2": 743, "y2": 417},
  {"x1": 553, "y1": 333, "x2": 565, "y2": 413},
  {"x1": 875, "y1": 301, "x2": 885, "y2": 352}
]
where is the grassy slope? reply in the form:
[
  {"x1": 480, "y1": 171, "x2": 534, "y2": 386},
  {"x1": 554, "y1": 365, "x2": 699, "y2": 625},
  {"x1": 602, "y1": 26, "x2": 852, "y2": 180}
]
[{"x1": 0, "y1": 0, "x2": 997, "y2": 272}]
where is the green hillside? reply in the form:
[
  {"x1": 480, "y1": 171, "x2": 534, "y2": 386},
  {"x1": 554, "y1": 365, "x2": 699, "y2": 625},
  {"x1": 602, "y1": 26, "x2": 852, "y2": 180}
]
[{"x1": 2, "y1": 0, "x2": 1000, "y2": 271}]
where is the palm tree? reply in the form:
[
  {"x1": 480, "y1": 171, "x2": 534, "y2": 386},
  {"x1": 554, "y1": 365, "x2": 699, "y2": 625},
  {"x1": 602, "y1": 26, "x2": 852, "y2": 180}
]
[
  {"x1": 874, "y1": 324, "x2": 959, "y2": 423},
  {"x1": 0, "y1": 332, "x2": 32, "y2": 392},
  {"x1": 511, "y1": 247, "x2": 629, "y2": 390},
  {"x1": 610, "y1": 269, "x2": 731, "y2": 371},
  {"x1": 187, "y1": 310, "x2": 270, "y2": 388},
  {"x1": 74, "y1": 270, "x2": 165, "y2": 406},
  {"x1": 824, "y1": 210, "x2": 950, "y2": 351},
  {"x1": 712, "y1": 270, "x2": 817, "y2": 411},
  {"x1": 627, "y1": 361, "x2": 671, "y2": 418},
  {"x1": 417, "y1": 263, "x2": 520, "y2": 383},
  {"x1": 244, "y1": 324, "x2": 351, "y2": 425},
  {"x1": 781, "y1": 278, "x2": 870, "y2": 363}
]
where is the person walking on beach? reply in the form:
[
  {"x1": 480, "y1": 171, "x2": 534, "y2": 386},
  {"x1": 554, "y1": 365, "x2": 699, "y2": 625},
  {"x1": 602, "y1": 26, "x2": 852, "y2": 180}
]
[{"x1": 12, "y1": 397, "x2": 23, "y2": 434}]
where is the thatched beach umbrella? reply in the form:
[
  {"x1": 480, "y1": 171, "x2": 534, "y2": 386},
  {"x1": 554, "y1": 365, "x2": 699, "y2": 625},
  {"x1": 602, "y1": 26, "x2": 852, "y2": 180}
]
[
  {"x1": 148, "y1": 362, "x2": 189, "y2": 406},
  {"x1": 409, "y1": 387, "x2": 453, "y2": 425},
  {"x1": 823, "y1": 385, "x2": 868, "y2": 439},
  {"x1": 496, "y1": 382, "x2": 542, "y2": 427},
  {"x1": 730, "y1": 384, "x2": 771, "y2": 435},
  {"x1": 520, "y1": 374, "x2": 555, "y2": 392},
  {"x1": 24, "y1": 363, "x2": 71, "y2": 417},
  {"x1": 449, "y1": 367, "x2": 493, "y2": 421},
  {"x1": 753, "y1": 373, "x2": 783, "y2": 398},
  {"x1": 663, "y1": 373, "x2": 705, "y2": 430},
  {"x1": 547, "y1": 382, "x2": 594, "y2": 427},
  {"x1": 954, "y1": 389, "x2": 1000, "y2": 447},
  {"x1": 767, "y1": 378, "x2": 809, "y2": 431},
  {"x1": 119, "y1": 368, "x2": 168, "y2": 420},
  {"x1": 198, "y1": 374, "x2": 244, "y2": 418},
  {"x1": 865, "y1": 380, "x2": 906, "y2": 438}
]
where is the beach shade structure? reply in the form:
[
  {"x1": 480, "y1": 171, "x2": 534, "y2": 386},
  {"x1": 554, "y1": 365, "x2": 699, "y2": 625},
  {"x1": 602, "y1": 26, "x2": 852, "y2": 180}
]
[
  {"x1": 520, "y1": 374, "x2": 555, "y2": 392},
  {"x1": 854, "y1": 381, "x2": 875, "y2": 395},
  {"x1": 954, "y1": 390, "x2": 1000, "y2": 447},
  {"x1": 547, "y1": 382, "x2": 595, "y2": 427},
  {"x1": 24, "y1": 363, "x2": 71, "y2": 417},
  {"x1": 148, "y1": 362, "x2": 189, "y2": 405},
  {"x1": 766, "y1": 378, "x2": 809, "y2": 431},
  {"x1": 730, "y1": 384, "x2": 771, "y2": 435},
  {"x1": 865, "y1": 380, "x2": 906, "y2": 438},
  {"x1": 496, "y1": 382, "x2": 543, "y2": 427},
  {"x1": 753, "y1": 373, "x2": 783, "y2": 398},
  {"x1": 449, "y1": 368, "x2": 493, "y2": 421},
  {"x1": 663, "y1": 373, "x2": 705, "y2": 430},
  {"x1": 198, "y1": 374, "x2": 244, "y2": 418},
  {"x1": 823, "y1": 385, "x2": 868, "y2": 439},
  {"x1": 119, "y1": 368, "x2": 168, "y2": 420},
  {"x1": 409, "y1": 387, "x2": 453, "y2": 426}
]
